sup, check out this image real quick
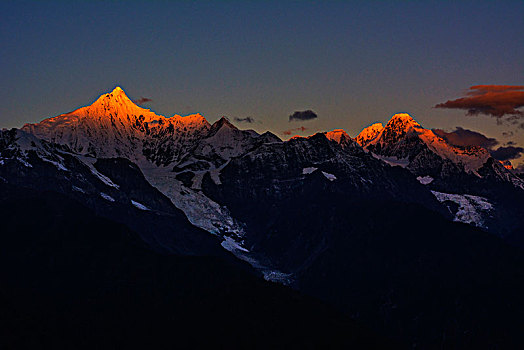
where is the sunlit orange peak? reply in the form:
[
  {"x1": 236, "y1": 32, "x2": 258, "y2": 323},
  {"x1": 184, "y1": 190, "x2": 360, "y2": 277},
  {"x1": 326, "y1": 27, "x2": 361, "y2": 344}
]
[
  {"x1": 325, "y1": 129, "x2": 350, "y2": 143},
  {"x1": 387, "y1": 113, "x2": 421, "y2": 127},
  {"x1": 355, "y1": 122, "x2": 383, "y2": 146}
]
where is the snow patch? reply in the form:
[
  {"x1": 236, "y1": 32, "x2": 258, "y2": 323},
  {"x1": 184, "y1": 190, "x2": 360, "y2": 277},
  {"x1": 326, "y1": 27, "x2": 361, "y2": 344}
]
[
  {"x1": 83, "y1": 160, "x2": 120, "y2": 189},
  {"x1": 72, "y1": 186, "x2": 85, "y2": 193},
  {"x1": 131, "y1": 200, "x2": 150, "y2": 211},
  {"x1": 431, "y1": 191, "x2": 493, "y2": 228},
  {"x1": 416, "y1": 175, "x2": 434, "y2": 185},
  {"x1": 209, "y1": 160, "x2": 230, "y2": 185},
  {"x1": 100, "y1": 192, "x2": 115, "y2": 202},
  {"x1": 302, "y1": 167, "x2": 318, "y2": 174},
  {"x1": 221, "y1": 236, "x2": 249, "y2": 252},
  {"x1": 42, "y1": 158, "x2": 68, "y2": 171},
  {"x1": 17, "y1": 157, "x2": 32, "y2": 168},
  {"x1": 262, "y1": 271, "x2": 295, "y2": 284},
  {"x1": 322, "y1": 171, "x2": 337, "y2": 181},
  {"x1": 220, "y1": 235, "x2": 294, "y2": 285}
]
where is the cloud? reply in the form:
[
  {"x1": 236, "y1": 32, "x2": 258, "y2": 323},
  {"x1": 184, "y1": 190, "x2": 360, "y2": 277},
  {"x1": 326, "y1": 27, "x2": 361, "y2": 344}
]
[
  {"x1": 432, "y1": 127, "x2": 499, "y2": 149},
  {"x1": 435, "y1": 85, "x2": 524, "y2": 120},
  {"x1": 234, "y1": 117, "x2": 255, "y2": 123},
  {"x1": 283, "y1": 126, "x2": 308, "y2": 136},
  {"x1": 289, "y1": 110, "x2": 318, "y2": 122},
  {"x1": 133, "y1": 97, "x2": 153, "y2": 105},
  {"x1": 432, "y1": 126, "x2": 524, "y2": 163},
  {"x1": 490, "y1": 146, "x2": 524, "y2": 161},
  {"x1": 502, "y1": 131, "x2": 514, "y2": 137}
]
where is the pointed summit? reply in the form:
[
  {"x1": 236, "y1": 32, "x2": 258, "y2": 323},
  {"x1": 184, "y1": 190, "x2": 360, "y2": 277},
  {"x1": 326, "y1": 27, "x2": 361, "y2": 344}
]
[
  {"x1": 208, "y1": 116, "x2": 238, "y2": 137},
  {"x1": 216, "y1": 116, "x2": 238, "y2": 129},
  {"x1": 375, "y1": 113, "x2": 423, "y2": 146},
  {"x1": 21, "y1": 86, "x2": 165, "y2": 158},
  {"x1": 88, "y1": 86, "x2": 138, "y2": 110},
  {"x1": 385, "y1": 113, "x2": 421, "y2": 129},
  {"x1": 108, "y1": 86, "x2": 129, "y2": 99},
  {"x1": 45, "y1": 86, "x2": 166, "y2": 127}
]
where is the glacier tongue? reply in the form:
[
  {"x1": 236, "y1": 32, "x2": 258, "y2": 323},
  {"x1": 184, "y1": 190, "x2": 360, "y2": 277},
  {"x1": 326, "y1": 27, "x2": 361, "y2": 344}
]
[
  {"x1": 141, "y1": 162, "x2": 245, "y2": 236},
  {"x1": 220, "y1": 236, "x2": 294, "y2": 285},
  {"x1": 139, "y1": 160, "x2": 293, "y2": 284}
]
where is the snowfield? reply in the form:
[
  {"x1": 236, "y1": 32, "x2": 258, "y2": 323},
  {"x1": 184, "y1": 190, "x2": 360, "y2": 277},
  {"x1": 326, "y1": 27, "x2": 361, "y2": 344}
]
[
  {"x1": 416, "y1": 176, "x2": 434, "y2": 185},
  {"x1": 100, "y1": 192, "x2": 115, "y2": 202},
  {"x1": 431, "y1": 191, "x2": 493, "y2": 228},
  {"x1": 302, "y1": 167, "x2": 318, "y2": 174}
]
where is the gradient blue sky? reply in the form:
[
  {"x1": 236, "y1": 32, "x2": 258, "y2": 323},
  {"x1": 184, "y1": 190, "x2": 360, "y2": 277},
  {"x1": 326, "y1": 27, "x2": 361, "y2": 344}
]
[{"x1": 1, "y1": 1, "x2": 523, "y2": 164}]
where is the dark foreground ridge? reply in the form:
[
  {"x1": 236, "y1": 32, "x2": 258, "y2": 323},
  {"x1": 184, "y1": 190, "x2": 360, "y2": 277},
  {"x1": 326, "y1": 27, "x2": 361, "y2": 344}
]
[{"x1": 0, "y1": 183, "x2": 394, "y2": 349}]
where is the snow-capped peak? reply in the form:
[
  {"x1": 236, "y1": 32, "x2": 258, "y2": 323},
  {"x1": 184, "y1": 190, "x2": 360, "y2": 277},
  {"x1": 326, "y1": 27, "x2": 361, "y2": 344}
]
[
  {"x1": 365, "y1": 113, "x2": 424, "y2": 152},
  {"x1": 324, "y1": 129, "x2": 360, "y2": 150},
  {"x1": 382, "y1": 113, "x2": 421, "y2": 137},
  {"x1": 355, "y1": 122, "x2": 384, "y2": 147},
  {"x1": 21, "y1": 87, "x2": 165, "y2": 159},
  {"x1": 363, "y1": 113, "x2": 491, "y2": 173},
  {"x1": 325, "y1": 129, "x2": 350, "y2": 144},
  {"x1": 112, "y1": 86, "x2": 125, "y2": 94},
  {"x1": 388, "y1": 113, "x2": 420, "y2": 126},
  {"x1": 76, "y1": 86, "x2": 157, "y2": 120}
]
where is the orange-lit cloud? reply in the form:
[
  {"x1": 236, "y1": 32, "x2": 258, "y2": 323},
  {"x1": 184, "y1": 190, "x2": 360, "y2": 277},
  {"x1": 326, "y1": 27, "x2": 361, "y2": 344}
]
[
  {"x1": 435, "y1": 85, "x2": 524, "y2": 119},
  {"x1": 283, "y1": 126, "x2": 308, "y2": 136}
]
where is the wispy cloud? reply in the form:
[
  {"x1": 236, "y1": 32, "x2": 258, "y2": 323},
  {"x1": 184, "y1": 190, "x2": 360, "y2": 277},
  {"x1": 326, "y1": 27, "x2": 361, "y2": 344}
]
[
  {"x1": 234, "y1": 116, "x2": 255, "y2": 123},
  {"x1": 133, "y1": 97, "x2": 153, "y2": 105}
]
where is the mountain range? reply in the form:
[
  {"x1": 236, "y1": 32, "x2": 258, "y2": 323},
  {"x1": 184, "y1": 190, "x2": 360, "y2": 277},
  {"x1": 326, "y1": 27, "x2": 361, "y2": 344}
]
[{"x1": 2, "y1": 87, "x2": 524, "y2": 348}]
